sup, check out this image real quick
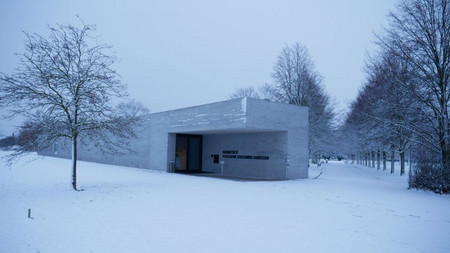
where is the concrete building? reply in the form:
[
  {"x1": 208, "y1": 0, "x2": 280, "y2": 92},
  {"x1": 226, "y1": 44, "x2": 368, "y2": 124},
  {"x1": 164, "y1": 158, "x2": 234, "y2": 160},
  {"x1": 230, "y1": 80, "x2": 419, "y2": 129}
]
[{"x1": 42, "y1": 98, "x2": 309, "y2": 180}]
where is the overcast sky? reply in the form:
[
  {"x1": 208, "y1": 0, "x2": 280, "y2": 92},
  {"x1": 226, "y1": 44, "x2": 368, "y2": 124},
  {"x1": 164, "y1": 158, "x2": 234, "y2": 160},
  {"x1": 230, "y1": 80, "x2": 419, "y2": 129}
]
[{"x1": 0, "y1": 0, "x2": 396, "y2": 136}]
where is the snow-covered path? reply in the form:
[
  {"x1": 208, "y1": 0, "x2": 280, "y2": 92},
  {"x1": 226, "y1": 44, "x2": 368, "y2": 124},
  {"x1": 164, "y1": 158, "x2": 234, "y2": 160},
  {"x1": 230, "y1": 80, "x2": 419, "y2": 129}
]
[{"x1": 0, "y1": 152, "x2": 449, "y2": 253}]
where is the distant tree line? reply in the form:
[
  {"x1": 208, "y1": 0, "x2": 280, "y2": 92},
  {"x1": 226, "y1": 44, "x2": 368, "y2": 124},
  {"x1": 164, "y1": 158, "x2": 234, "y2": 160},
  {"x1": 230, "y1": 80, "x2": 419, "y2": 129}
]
[
  {"x1": 229, "y1": 42, "x2": 336, "y2": 164},
  {"x1": 339, "y1": 0, "x2": 449, "y2": 193}
]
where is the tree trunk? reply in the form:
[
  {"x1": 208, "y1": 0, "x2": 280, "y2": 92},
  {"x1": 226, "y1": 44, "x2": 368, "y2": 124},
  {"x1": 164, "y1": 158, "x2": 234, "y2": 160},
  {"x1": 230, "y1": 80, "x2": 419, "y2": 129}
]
[
  {"x1": 383, "y1": 151, "x2": 387, "y2": 171},
  {"x1": 440, "y1": 139, "x2": 450, "y2": 190},
  {"x1": 439, "y1": 94, "x2": 450, "y2": 190},
  {"x1": 400, "y1": 150, "x2": 405, "y2": 176},
  {"x1": 372, "y1": 151, "x2": 375, "y2": 168},
  {"x1": 409, "y1": 149, "x2": 412, "y2": 180},
  {"x1": 377, "y1": 150, "x2": 380, "y2": 170},
  {"x1": 72, "y1": 134, "x2": 78, "y2": 191},
  {"x1": 391, "y1": 150, "x2": 395, "y2": 174}
]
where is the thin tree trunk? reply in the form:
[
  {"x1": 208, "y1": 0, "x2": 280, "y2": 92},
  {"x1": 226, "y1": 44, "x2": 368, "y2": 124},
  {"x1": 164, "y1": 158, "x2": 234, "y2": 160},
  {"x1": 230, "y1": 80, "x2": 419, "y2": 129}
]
[
  {"x1": 366, "y1": 152, "x2": 369, "y2": 167},
  {"x1": 72, "y1": 134, "x2": 78, "y2": 191},
  {"x1": 377, "y1": 150, "x2": 380, "y2": 170},
  {"x1": 400, "y1": 150, "x2": 405, "y2": 176},
  {"x1": 391, "y1": 150, "x2": 395, "y2": 174},
  {"x1": 409, "y1": 149, "x2": 412, "y2": 172},
  {"x1": 372, "y1": 151, "x2": 375, "y2": 168},
  {"x1": 366, "y1": 152, "x2": 369, "y2": 166},
  {"x1": 383, "y1": 151, "x2": 387, "y2": 171},
  {"x1": 440, "y1": 98, "x2": 450, "y2": 190},
  {"x1": 409, "y1": 149, "x2": 412, "y2": 179}
]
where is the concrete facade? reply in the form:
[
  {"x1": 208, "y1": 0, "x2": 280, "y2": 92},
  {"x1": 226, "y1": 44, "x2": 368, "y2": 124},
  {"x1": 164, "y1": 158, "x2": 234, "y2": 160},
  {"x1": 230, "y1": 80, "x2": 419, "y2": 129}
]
[{"x1": 40, "y1": 98, "x2": 309, "y2": 180}]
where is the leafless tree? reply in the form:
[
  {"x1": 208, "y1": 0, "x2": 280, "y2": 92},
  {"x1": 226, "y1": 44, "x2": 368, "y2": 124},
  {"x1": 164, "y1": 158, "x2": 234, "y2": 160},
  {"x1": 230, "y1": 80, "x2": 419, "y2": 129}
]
[
  {"x1": 365, "y1": 50, "x2": 418, "y2": 175},
  {"x1": 341, "y1": 0, "x2": 449, "y2": 192},
  {"x1": 377, "y1": 0, "x2": 450, "y2": 190},
  {"x1": 230, "y1": 43, "x2": 336, "y2": 162},
  {"x1": 270, "y1": 43, "x2": 335, "y2": 162},
  {"x1": 229, "y1": 84, "x2": 275, "y2": 100},
  {"x1": 0, "y1": 19, "x2": 147, "y2": 190},
  {"x1": 345, "y1": 47, "x2": 425, "y2": 174},
  {"x1": 229, "y1": 86, "x2": 261, "y2": 99}
]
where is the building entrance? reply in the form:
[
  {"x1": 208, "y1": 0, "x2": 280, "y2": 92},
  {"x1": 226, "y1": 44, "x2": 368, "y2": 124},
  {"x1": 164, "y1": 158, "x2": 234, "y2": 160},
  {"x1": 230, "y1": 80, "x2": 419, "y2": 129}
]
[{"x1": 175, "y1": 134, "x2": 202, "y2": 172}]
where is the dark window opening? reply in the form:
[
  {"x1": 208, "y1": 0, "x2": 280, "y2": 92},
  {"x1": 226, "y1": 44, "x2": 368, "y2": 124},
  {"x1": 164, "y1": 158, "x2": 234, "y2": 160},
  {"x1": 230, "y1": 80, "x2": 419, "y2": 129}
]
[{"x1": 213, "y1": 154, "x2": 219, "y2": 164}]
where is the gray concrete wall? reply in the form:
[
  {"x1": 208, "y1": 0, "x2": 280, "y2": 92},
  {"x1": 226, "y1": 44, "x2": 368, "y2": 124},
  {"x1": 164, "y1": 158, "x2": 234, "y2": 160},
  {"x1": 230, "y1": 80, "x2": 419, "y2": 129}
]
[
  {"x1": 202, "y1": 132, "x2": 287, "y2": 179},
  {"x1": 38, "y1": 121, "x2": 152, "y2": 169},
  {"x1": 245, "y1": 98, "x2": 309, "y2": 179}
]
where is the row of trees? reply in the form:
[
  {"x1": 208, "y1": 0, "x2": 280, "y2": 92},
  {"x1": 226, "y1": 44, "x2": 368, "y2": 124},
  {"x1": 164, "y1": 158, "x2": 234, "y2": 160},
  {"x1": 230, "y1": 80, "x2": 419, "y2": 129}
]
[
  {"x1": 230, "y1": 43, "x2": 336, "y2": 162},
  {"x1": 340, "y1": 0, "x2": 449, "y2": 193}
]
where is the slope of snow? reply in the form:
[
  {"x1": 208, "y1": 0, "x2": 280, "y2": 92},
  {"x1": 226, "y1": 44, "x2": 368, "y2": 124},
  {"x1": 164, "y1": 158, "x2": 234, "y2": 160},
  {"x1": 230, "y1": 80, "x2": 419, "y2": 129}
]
[{"x1": 0, "y1": 151, "x2": 449, "y2": 253}]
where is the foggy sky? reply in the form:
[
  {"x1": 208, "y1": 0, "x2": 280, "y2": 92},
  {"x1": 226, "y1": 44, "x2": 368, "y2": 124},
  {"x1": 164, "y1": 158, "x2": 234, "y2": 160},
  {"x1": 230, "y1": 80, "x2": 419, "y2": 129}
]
[{"x1": 0, "y1": 0, "x2": 396, "y2": 136}]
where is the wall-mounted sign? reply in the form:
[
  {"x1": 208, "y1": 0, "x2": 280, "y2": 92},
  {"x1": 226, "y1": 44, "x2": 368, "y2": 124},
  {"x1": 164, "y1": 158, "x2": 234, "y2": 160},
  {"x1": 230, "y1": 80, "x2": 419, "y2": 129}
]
[
  {"x1": 222, "y1": 150, "x2": 269, "y2": 160},
  {"x1": 223, "y1": 150, "x2": 238, "y2": 154},
  {"x1": 252, "y1": 156, "x2": 269, "y2": 160}
]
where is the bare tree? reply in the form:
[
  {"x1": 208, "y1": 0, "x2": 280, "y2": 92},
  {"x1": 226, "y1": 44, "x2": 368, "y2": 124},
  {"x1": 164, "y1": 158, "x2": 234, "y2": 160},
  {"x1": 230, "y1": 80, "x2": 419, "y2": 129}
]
[
  {"x1": 341, "y1": 46, "x2": 422, "y2": 176},
  {"x1": 366, "y1": 49, "x2": 418, "y2": 175},
  {"x1": 341, "y1": 0, "x2": 449, "y2": 192},
  {"x1": 270, "y1": 43, "x2": 320, "y2": 106},
  {"x1": 229, "y1": 86, "x2": 261, "y2": 99},
  {"x1": 377, "y1": 0, "x2": 450, "y2": 190},
  {"x1": 270, "y1": 43, "x2": 335, "y2": 162},
  {"x1": 230, "y1": 43, "x2": 335, "y2": 162},
  {"x1": 229, "y1": 84, "x2": 275, "y2": 100},
  {"x1": 0, "y1": 19, "x2": 147, "y2": 190}
]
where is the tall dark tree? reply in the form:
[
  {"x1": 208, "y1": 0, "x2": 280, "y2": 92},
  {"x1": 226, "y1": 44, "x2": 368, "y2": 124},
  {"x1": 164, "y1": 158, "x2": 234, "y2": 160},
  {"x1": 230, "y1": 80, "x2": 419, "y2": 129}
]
[{"x1": 0, "y1": 19, "x2": 147, "y2": 190}]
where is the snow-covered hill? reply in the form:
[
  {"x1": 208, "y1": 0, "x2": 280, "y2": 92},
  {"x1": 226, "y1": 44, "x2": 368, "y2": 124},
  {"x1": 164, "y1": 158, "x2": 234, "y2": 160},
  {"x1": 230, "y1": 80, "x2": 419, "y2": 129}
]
[{"x1": 1, "y1": 151, "x2": 449, "y2": 252}]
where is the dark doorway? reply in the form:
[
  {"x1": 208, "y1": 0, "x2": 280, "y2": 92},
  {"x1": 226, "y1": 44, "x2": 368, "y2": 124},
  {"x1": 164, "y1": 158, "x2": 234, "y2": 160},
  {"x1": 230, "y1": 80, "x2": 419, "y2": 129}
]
[{"x1": 175, "y1": 134, "x2": 203, "y2": 172}]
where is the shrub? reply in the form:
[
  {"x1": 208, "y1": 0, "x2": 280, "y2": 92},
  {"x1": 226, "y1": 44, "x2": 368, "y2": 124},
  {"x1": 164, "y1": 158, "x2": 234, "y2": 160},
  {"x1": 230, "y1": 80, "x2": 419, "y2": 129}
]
[
  {"x1": 0, "y1": 135, "x2": 17, "y2": 148},
  {"x1": 409, "y1": 150, "x2": 449, "y2": 194}
]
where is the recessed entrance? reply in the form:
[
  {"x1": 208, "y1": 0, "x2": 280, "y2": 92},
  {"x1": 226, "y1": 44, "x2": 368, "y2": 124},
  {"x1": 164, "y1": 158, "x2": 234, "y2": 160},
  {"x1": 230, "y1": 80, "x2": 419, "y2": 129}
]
[{"x1": 175, "y1": 134, "x2": 202, "y2": 172}]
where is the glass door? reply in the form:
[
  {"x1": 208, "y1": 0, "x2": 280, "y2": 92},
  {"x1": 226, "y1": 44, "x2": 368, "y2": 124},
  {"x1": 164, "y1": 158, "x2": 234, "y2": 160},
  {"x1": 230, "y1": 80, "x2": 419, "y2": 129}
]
[
  {"x1": 175, "y1": 134, "x2": 202, "y2": 172},
  {"x1": 175, "y1": 135, "x2": 187, "y2": 171},
  {"x1": 188, "y1": 135, "x2": 202, "y2": 172}
]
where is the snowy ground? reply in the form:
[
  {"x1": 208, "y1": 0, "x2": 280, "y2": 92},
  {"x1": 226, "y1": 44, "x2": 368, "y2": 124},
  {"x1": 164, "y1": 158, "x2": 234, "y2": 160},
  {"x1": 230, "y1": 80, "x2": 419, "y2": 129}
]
[{"x1": 1, "y1": 151, "x2": 449, "y2": 253}]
